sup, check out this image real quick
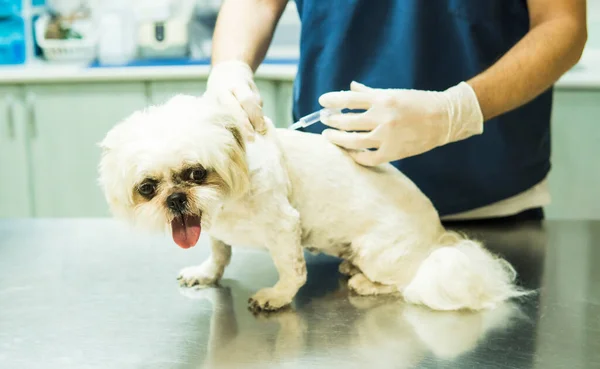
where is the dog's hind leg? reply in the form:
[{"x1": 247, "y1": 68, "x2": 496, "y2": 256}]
[
  {"x1": 339, "y1": 260, "x2": 361, "y2": 277},
  {"x1": 348, "y1": 273, "x2": 398, "y2": 296},
  {"x1": 350, "y1": 234, "x2": 431, "y2": 297}
]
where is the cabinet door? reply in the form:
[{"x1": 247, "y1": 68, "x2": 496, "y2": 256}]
[
  {"x1": 0, "y1": 86, "x2": 32, "y2": 217},
  {"x1": 149, "y1": 79, "x2": 279, "y2": 129},
  {"x1": 546, "y1": 90, "x2": 600, "y2": 220},
  {"x1": 26, "y1": 83, "x2": 148, "y2": 217}
]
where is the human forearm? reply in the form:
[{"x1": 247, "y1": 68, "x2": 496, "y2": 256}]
[
  {"x1": 211, "y1": 0, "x2": 288, "y2": 71},
  {"x1": 468, "y1": 2, "x2": 587, "y2": 121}
]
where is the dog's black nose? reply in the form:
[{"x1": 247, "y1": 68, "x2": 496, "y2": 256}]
[{"x1": 167, "y1": 193, "x2": 187, "y2": 212}]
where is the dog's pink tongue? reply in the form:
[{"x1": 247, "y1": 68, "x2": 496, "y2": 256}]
[{"x1": 171, "y1": 215, "x2": 201, "y2": 249}]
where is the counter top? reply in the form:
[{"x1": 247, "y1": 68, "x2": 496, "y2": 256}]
[
  {"x1": 0, "y1": 59, "x2": 298, "y2": 84},
  {"x1": 1, "y1": 48, "x2": 600, "y2": 88},
  {"x1": 0, "y1": 218, "x2": 599, "y2": 368}
]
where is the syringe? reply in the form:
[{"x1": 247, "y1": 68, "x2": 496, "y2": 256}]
[{"x1": 289, "y1": 108, "x2": 342, "y2": 130}]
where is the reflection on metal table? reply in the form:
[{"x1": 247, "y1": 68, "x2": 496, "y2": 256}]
[{"x1": 0, "y1": 219, "x2": 599, "y2": 368}]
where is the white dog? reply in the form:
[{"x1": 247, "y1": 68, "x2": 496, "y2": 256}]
[{"x1": 98, "y1": 94, "x2": 527, "y2": 312}]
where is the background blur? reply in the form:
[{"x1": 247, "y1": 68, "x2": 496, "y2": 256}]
[{"x1": 0, "y1": 0, "x2": 598, "y2": 220}]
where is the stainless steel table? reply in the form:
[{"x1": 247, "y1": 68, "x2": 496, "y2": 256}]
[{"x1": 0, "y1": 219, "x2": 598, "y2": 369}]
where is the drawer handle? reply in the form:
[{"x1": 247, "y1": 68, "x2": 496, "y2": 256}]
[
  {"x1": 6, "y1": 95, "x2": 15, "y2": 139},
  {"x1": 26, "y1": 93, "x2": 36, "y2": 138}
]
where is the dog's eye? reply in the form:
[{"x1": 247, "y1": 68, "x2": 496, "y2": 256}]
[
  {"x1": 138, "y1": 182, "x2": 156, "y2": 197},
  {"x1": 188, "y1": 168, "x2": 207, "y2": 183}
]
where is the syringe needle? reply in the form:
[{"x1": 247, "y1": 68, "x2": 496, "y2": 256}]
[{"x1": 289, "y1": 108, "x2": 342, "y2": 130}]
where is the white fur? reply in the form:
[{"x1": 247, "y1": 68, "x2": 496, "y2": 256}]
[{"x1": 98, "y1": 94, "x2": 529, "y2": 312}]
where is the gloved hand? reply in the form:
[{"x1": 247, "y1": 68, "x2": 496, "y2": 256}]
[
  {"x1": 205, "y1": 60, "x2": 266, "y2": 139},
  {"x1": 318, "y1": 81, "x2": 484, "y2": 166}
]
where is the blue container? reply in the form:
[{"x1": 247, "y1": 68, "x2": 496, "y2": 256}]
[
  {"x1": 0, "y1": 17, "x2": 26, "y2": 65},
  {"x1": 0, "y1": 0, "x2": 22, "y2": 17}
]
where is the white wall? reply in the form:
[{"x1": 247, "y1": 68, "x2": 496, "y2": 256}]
[{"x1": 588, "y1": 0, "x2": 600, "y2": 49}]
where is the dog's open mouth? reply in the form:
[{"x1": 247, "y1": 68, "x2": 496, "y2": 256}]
[{"x1": 171, "y1": 214, "x2": 201, "y2": 249}]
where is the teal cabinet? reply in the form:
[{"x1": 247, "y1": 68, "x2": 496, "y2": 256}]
[
  {"x1": 25, "y1": 83, "x2": 148, "y2": 217},
  {"x1": 1, "y1": 77, "x2": 598, "y2": 220},
  {"x1": 546, "y1": 89, "x2": 600, "y2": 220},
  {"x1": 276, "y1": 81, "x2": 294, "y2": 128},
  {"x1": 257, "y1": 80, "x2": 278, "y2": 127},
  {"x1": 0, "y1": 86, "x2": 32, "y2": 217}
]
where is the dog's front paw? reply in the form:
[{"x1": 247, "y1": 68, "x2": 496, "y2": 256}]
[
  {"x1": 248, "y1": 288, "x2": 293, "y2": 312},
  {"x1": 177, "y1": 263, "x2": 222, "y2": 288}
]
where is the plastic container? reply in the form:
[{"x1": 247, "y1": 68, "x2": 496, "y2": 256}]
[
  {"x1": 0, "y1": 16, "x2": 26, "y2": 65},
  {"x1": 96, "y1": 6, "x2": 137, "y2": 65},
  {"x1": 34, "y1": 13, "x2": 98, "y2": 63},
  {"x1": 0, "y1": 0, "x2": 22, "y2": 17}
]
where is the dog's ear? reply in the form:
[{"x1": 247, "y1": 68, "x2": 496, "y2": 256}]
[
  {"x1": 202, "y1": 89, "x2": 258, "y2": 140},
  {"x1": 221, "y1": 122, "x2": 250, "y2": 197},
  {"x1": 225, "y1": 121, "x2": 246, "y2": 151}
]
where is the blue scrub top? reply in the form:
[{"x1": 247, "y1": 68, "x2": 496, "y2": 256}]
[{"x1": 292, "y1": 0, "x2": 552, "y2": 216}]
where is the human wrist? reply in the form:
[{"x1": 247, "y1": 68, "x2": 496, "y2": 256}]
[
  {"x1": 442, "y1": 81, "x2": 484, "y2": 143},
  {"x1": 211, "y1": 59, "x2": 254, "y2": 73}
]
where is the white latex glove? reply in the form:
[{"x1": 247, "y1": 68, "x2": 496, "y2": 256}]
[
  {"x1": 318, "y1": 81, "x2": 484, "y2": 166},
  {"x1": 205, "y1": 60, "x2": 266, "y2": 138}
]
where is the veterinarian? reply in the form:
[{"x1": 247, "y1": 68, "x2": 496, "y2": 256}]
[{"x1": 205, "y1": 0, "x2": 587, "y2": 222}]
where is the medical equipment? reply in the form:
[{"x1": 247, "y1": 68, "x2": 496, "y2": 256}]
[
  {"x1": 289, "y1": 108, "x2": 342, "y2": 130},
  {"x1": 137, "y1": 0, "x2": 194, "y2": 59}
]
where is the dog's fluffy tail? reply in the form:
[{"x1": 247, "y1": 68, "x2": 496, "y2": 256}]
[{"x1": 402, "y1": 231, "x2": 531, "y2": 311}]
